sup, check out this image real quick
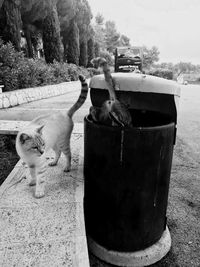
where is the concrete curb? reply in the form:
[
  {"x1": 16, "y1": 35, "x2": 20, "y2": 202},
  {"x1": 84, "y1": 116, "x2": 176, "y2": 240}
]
[
  {"x1": 0, "y1": 120, "x2": 83, "y2": 135},
  {"x1": 0, "y1": 80, "x2": 80, "y2": 109}
]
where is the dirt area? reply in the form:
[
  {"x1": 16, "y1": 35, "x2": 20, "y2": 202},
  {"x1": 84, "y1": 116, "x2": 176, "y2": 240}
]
[{"x1": 0, "y1": 135, "x2": 19, "y2": 186}]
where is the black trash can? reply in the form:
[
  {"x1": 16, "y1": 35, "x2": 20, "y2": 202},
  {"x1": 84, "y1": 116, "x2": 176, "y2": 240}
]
[{"x1": 84, "y1": 73, "x2": 181, "y2": 266}]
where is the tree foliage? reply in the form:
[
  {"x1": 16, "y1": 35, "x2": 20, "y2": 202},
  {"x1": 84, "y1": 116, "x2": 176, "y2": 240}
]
[
  {"x1": 94, "y1": 42, "x2": 100, "y2": 57},
  {"x1": 66, "y1": 19, "x2": 79, "y2": 65},
  {"x1": 57, "y1": 0, "x2": 77, "y2": 31},
  {"x1": 42, "y1": 0, "x2": 62, "y2": 63},
  {"x1": 87, "y1": 37, "x2": 95, "y2": 67},
  {"x1": 79, "y1": 39, "x2": 88, "y2": 67},
  {"x1": 93, "y1": 14, "x2": 131, "y2": 55},
  {"x1": 105, "y1": 20, "x2": 120, "y2": 53},
  {"x1": 118, "y1": 34, "x2": 130, "y2": 47},
  {"x1": 95, "y1": 13, "x2": 104, "y2": 25},
  {"x1": 142, "y1": 46, "x2": 160, "y2": 69},
  {"x1": 76, "y1": 0, "x2": 92, "y2": 42},
  {"x1": 0, "y1": 0, "x2": 22, "y2": 51}
]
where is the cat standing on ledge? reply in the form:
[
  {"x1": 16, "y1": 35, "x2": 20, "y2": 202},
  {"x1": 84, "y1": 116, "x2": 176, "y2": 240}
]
[{"x1": 16, "y1": 75, "x2": 88, "y2": 198}]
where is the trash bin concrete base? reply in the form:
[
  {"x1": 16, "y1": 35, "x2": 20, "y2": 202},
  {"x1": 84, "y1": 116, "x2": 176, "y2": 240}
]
[{"x1": 88, "y1": 226, "x2": 171, "y2": 267}]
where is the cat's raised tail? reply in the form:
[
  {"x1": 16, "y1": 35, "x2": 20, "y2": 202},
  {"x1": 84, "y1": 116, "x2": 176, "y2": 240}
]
[{"x1": 67, "y1": 75, "x2": 89, "y2": 118}]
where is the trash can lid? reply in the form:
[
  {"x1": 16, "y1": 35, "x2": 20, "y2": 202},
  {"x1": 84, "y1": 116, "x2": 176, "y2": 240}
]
[{"x1": 89, "y1": 73, "x2": 181, "y2": 97}]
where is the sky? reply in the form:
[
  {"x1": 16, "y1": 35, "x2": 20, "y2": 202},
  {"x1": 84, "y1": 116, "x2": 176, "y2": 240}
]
[{"x1": 87, "y1": 0, "x2": 200, "y2": 64}]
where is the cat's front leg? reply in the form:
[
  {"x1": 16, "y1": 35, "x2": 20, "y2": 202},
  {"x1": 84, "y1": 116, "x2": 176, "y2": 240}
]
[
  {"x1": 29, "y1": 166, "x2": 36, "y2": 186},
  {"x1": 49, "y1": 149, "x2": 61, "y2": 167},
  {"x1": 63, "y1": 151, "x2": 71, "y2": 172},
  {"x1": 35, "y1": 162, "x2": 46, "y2": 198}
]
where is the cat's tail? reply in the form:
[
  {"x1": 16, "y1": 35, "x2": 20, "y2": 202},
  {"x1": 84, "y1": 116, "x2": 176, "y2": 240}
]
[{"x1": 67, "y1": 75, "x2": 89, "y2": 118}]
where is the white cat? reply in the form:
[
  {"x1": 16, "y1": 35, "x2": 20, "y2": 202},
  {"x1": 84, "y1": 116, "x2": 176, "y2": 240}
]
[{"x1": 16, "y1": 75, "x2": 88, "y2": 198}]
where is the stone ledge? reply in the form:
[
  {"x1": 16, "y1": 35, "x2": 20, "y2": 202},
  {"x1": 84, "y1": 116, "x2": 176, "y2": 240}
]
[
  {"x1": 0, "y1": 120, "x2": 84, "y2": 135},
  {"x1": 0, "y1": 80, "x2": 80, "y2": 109},
  {"x1": 0, "y1": 130, "x2": 89, "y2": 267}
]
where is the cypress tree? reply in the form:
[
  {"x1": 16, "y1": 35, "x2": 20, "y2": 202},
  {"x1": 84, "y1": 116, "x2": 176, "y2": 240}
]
[
  {"x1": 87, "y1": 37, "x2": 94, "y2": 67},
  {"x1": 67, "y1": 20, "x2": 79, "y2": 65},
  {"x1": 94, "y1": 42, "x2": 100, "y2": 57},
  {"x1": 0, "y1": 0, "x2": 21, "y2": 51},
  {"x1": 42, "y1": 1, "x2": 62, "y2": 63},
  {"x1": 79, "y1": 39, "x2": 88, "y2": 67}
]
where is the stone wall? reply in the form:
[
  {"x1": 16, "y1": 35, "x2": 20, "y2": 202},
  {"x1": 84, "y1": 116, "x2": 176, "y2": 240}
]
[{"x1": 0, "y1": 81, "x2": 79, "y2": 109}]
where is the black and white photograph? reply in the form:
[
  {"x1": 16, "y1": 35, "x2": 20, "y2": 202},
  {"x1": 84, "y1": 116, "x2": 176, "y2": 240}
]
[{"x1": 0, "y1": 0, "x2": 199, "y2": 266}]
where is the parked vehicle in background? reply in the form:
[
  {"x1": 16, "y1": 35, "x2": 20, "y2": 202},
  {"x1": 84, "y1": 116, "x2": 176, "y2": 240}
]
[{"x1": 114, "y1": 46, "x2": 143, "y2": 72}]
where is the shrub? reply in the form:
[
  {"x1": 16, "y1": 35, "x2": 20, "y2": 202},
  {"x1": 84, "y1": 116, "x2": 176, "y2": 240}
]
[
  {"x1": 148, "y1": 68, "x2": 173, "y2": 80},
  {"x1": 0, "y1": 40, "x2": 23, "y2": 91},
  {"x1": 87, "y1": 67, "x2": 101, "y2": 77},
  {"x1": 0, "y1": 38, "x2": 95, "y2": 92},
  {"x1": 67, "y1": 64, "x2": 90, "y2": 81},
  {"x1": 51, "y1": 61, "x2": 70, "y2": 83}
]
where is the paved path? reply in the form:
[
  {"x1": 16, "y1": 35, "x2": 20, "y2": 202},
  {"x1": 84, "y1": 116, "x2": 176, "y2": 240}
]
[{"x1": 0, "y1": 86, "x2": 92, "y2": 123}]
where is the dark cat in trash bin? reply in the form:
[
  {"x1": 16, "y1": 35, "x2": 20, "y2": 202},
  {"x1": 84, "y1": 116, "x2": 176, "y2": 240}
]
[
  {"x1": 90, "y1": 57, "x2": 132, "y2": 127},
  {"x1": 15, "y1": 75, "x2": 88, "y2": 198}
]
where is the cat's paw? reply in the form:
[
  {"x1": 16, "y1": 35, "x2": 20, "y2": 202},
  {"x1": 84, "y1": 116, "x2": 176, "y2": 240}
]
[
  {"x1": 35, "y1": 189, "x2": 45, "y2": 198},
  {"x1": 64, "y1": 166, "x2": 71, "y2": 172},
  {"x1": 48, "y1": 161, "x2": 57, "y2": 167},
  {"x1": 29, "y1": 180, "x2": 36, "y2": 186}
]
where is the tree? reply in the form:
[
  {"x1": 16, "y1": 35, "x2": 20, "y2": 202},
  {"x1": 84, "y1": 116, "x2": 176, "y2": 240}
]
[
  {"x1": 95, "y1": 13, "x2": 104, "y2": 25},
  {"x1": 174, "y1": 62, "x2": 196, "y2": 76},
  {"x1": 0, "y1": 0, "x2": 22, "y2": 51},
  {"x1": 93, "y1": 24, "x2": 106, "y2": 51},
  {"x1": 104, "y1": 21, "x2": 120, "y2": 53},
  {"x1": 118, "y1": 34, "x2": 130, "y2": 47},
  {"x1": 142, "y1": 46, "x2": 160, "y2": 69},
  {"x1": 87, "y1": 37, "x2": 95, "y2": 67},
  {"x1": 57, "y1": 0, "x2": 77, "y2": 60},
  {"x1": 79, "y1": 39, "x2": 88, "y2": 67},
  {"x1": 21, "y1": 0, "x2": 49, "y2": 58},
  {"x1": 0, "y1": 0, "x2": 4, "y2": 9},
  {"x1": 66, "y1": 19, "x2": 79, "y2": 65},
  {"x1": 42, "y1": 0, "x2": 62, "y2": 63},
  {"x1": 94, "y1": 42, "x2": 100, "y2": 57},
  {"x1": 75, "y1": 0, "x2": 92, "y2": 67}
]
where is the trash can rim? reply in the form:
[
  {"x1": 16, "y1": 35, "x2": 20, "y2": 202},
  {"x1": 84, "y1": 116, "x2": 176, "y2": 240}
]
[{"x1": 89, "y1": 73, "x2": 181, "y2": 97}]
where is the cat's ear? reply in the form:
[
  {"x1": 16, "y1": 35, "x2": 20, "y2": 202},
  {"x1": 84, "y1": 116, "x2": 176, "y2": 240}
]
[
  {"x1": 36, "y1": 125, "x2": 44, "y2": 134},
  {"x1": 20, "y1": 133, "x2": 30, "y2": 144}
]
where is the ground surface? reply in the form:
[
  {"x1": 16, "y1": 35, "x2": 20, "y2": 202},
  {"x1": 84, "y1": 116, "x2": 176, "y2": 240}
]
[
  {"x1": 0, "y1": 82, "x2": 200, "y2": 266},
  {"x1": 0, "y1": 131, "x2": 89, "y2": 267}
]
